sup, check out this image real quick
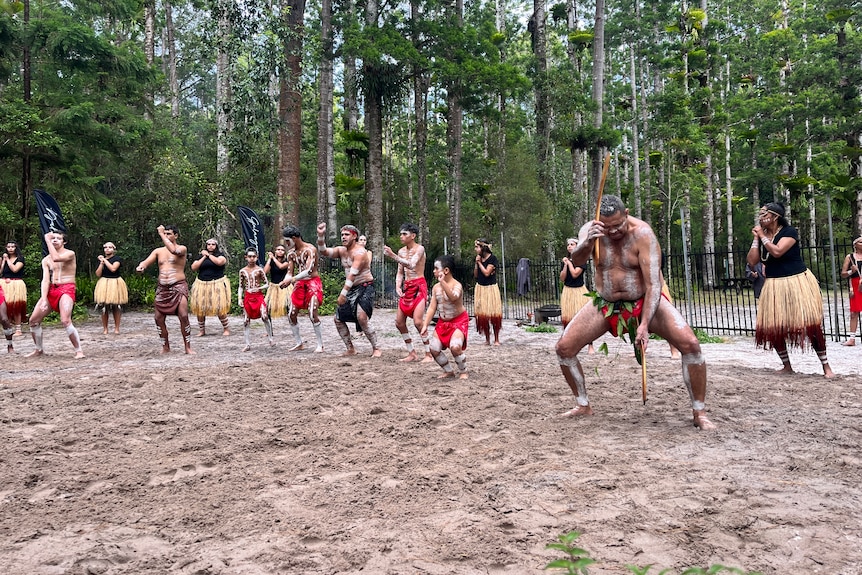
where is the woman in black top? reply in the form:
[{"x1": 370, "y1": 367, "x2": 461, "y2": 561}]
[
  {"x1": 473, "y1": 238, "x2": 502, "y2": 345},
  {"x1": 560, "y1": 237, "x2": 594, "y2": 353},
  {"x1": 1, "y1": 241, "x2": 26, "y2": 335},
  {"x1": 94, "y1": 241, "x2": 129, "y2": 334},
  {"x1": 747, "y1": 202, "x2": 833, "y2": 377},
  {"x1": 264, "y1": 244, "x2": 291, "y2": 318},
  {"x1": 190, "y1": 238, "x2": 231, "y2": 336}
]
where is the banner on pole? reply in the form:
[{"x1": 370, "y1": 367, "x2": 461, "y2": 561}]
[{"x1": 238, "y1": 206, "x2": 267, "y2": 266}]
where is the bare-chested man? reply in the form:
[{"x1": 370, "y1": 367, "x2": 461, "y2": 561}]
[
  {"x1": 26, "y1": 232, "x2": 84, "y2": 359},
  {"x1": 383, "y1": 222, "x2": 432, "y2": 362},
  {"x1": 317, "y1": 222, "x2": 381, "y2": 357},
  {"x1": 421, "y1": 254, "x2": 469, "y2": 379},
  {"x1": 136, "y1": 225, "x2": 194, "y2": 354},
  {"x1": 555, "y1": 195, "x2": 715, "y2": 430},
  {"x1": 281, "y1": 226, "x2": 325, "y2": 352}
]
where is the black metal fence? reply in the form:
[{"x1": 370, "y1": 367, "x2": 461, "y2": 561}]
[{"x1": 327, "y1": 242, "x2": 857, "y2": 340}]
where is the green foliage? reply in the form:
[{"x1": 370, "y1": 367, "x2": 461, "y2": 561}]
[
  {"x1": 317, "y1": 269, "x2": 343, "y2": 316},
  {"x1": 545, "y1": 530, "x2": 763, "y2": 575},
  {"x1": 544, "y1": 531, "x2": 596, "y2": 574},
  {"x1": 525, "y1": 324, "x2": 557, "y2": 333}
]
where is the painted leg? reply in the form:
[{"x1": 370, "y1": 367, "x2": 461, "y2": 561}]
[
  {"x1": 681, "y1": 352, "x2": 715, "y2": 430},
  {"x1": 336, "y1": 320, "x2": 356, "y2": 355},
  {"x1": 557, "y1": 355, "x2": 592, "y2": 417},
  {"x1": 312, "y1": 321, "x2": 324, "y2": 353}
]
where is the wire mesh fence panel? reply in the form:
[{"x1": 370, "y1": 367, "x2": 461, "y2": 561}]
[{"x1": 321, "y1": 243, "x2": 856, "y2": 339}]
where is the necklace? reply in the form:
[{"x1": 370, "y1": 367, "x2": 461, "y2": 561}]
[{"x1": 760, "y1": 225, "x2": 783, "y2": 262}]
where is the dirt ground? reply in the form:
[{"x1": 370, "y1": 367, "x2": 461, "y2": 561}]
[{"x1": 1, "y1": 309, "x2": 861, "y2": 575}]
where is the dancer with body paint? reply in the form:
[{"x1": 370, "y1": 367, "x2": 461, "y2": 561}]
[
  {"x1": 238, "y1": 248, "x2": 274, "y2": 351},
  {"x1": 1, "y1": 241, "x2": 27, "y2": 335},
  {"x1": 383, "y1": 222, "x2": 432, "y2": 362},
  {"x1": 0, "y1": 281, "x2": 15, "y2": 353},
  {"x1": 317, "y1": 222, "x2": 382, "y2": 357},
  {"x1": 555, "y1": 195, "x2": 715, "y2": 430},
  {"x1": 26, "y1": 232, "x2": 85, "y2": 359},
  {"x1": 421, "y1": 255, "x2": 469, "y2": 379},
  {"x1": 281, "y1": 226, "x2": 325, "y2": 352},
  {"x1": 94, "y1": 241, "x2": 128, "y2": 334},
  {"x1": 747, "y1": 202, "x2": 834, "y2": 377},
  {"x1": 136, "y1": 225, "x2": 194, "y2": 354}
]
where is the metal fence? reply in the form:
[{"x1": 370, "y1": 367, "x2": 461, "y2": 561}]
[{"x1": 327, "y1": 242, "x2": 857, "y2": 340}]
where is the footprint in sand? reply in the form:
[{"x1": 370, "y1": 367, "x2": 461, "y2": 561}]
[{"x1": 147, "y1": 463, "x2": 218, "y2": 486}]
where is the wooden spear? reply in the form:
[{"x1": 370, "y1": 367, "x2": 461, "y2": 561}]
[
  {"x1": 593, "y1": 152, "x2": 612, "y2": 262},
  {"x1": 641, "y1": 341, "x2": 647, "y2": 404}
]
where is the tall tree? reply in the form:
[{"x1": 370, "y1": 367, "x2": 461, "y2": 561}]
[{"x1": 276, "y1": 0, "x2": 305, "y2": 234}]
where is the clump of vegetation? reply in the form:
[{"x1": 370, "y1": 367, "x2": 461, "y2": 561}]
[
  {"x1": 525, "y1": 323, "x2": 558, "y2": 333},
  {"x1": 544, "y1": 531, "x2": 763, "y2": 575}
]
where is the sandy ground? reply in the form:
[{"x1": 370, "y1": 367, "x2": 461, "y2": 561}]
[{"x1": 1, "y1": 309, "x2": 861, "y2": 575}]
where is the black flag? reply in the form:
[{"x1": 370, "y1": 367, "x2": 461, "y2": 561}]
[
  {"x1": 34, "y1": 189, "x2": 68, "y2": 256},
  {"x1": 238, "y1": 206, "x2": 267, "y2": 266}
]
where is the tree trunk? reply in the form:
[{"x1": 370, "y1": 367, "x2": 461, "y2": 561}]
[
  {"x1": 412, "y1": 0, "x2": 430, "y2": 246},
  {"x1": 531, "y1": 0, "x2": 551, "y2": 193},
  {"x1": 143, "y1": 0, "x2": 155, "y2": 121},
  {"x1": 166, "y1": 1, "x2": 179, "y2": 121},
  {"x1": 589, "y1": 0, "x2": 606, "y2": 209},
  {"x1": 316, "y1": 0, "x2": 335, "y2": 231},
  {"x1": 364, "y1": 0, "x2": 384, "y2": 259},
  {"x1": 629, "y1": 44, "x2": 642, "y2": 218},
  {"x1": 276, "y1": 0, "x2": 305, "y2": 235},
  {"x1": 446, "y1": 0, "x2": 464, "y2": 258}
]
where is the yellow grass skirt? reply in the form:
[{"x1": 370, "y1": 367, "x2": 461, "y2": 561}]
[
  {"x1": 190, "y1": 276, "x2": 232, "y2": 316},
  {"x1": 265, "y1": 283, "x2": 293, "y2": 318},
  {"x1": 474, "y1": 283, "x2": 502, "y2": 336},
  {"x1": 94, "y1": 277, "x2": 129, "y2": 307},
  {"x1": 561, "y1": 285, "x2": 590, "y2": 326},
  {"x1": 755, "y1": 269, "x2": 824, "y2": 350},
  {"x1": 2, "y1": 278, "x2": 27, "y2": 318}
]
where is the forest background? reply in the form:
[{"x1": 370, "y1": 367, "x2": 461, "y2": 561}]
[{"x1": 0, "y1": 0, "x2": 860, "y2": 293}]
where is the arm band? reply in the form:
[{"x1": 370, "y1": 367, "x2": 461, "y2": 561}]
[
  {"x1": 750, "y1": 239, "x2": 759, "y2": 250},
  {"x1": 348, "y1": 267, "x2": 359, "y2": 276},
  {"x1": 344, "y1": 279, "x2": 354, "y2": 288},
  {"x1": 762, "y1": 238, "x2": 772, "y2": 245},
  {"x1": 340, "y1": 288, "x2": 349, "y2": 298}
]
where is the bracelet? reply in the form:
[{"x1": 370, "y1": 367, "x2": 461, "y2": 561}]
[
  {"x1": 750, "y1": 239, "x2": 759, "y2": 249},
  {"x1": 339, "y1": 288, "x2": 348, "y2": 297},
  {"x1": 762, "y1": 237, "x2": 771, "y2": 245}
]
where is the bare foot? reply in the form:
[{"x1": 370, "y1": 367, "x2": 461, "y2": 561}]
[
  {"x1": 102, "y1": 329, "x2": 109, "y2": 335},
  {"x1": 197, "y1": 330, "x2": 206, "y2": 337},
  {"x1": 776, "y1": 365, "x2": 794, "y2": 374},
  {"x1": 341, "y1": 348, "x2": 358, "y2": 356},
  {"x1": 161, "y1": 345, "x2": 170, "y2": 354},
  {"x1": 14, "y1": 329, "x2": 22, "y2": 337},
  {"x1": 437, "y1": 371, "x2": 456, "y2": 379},
  {"x1": 74, "y1": 351, "x2": 85, "y2": 359},
  {"x1": 371, "y1": 349, "x2": 382, "y2": 358},
  {"x1": 289, "y1": 342, "x2": 305, "y2": 351},
  {"x1": 314, "y1": 345, "x2": 324, "y2": 353},
  {"x1": 185, "y1": 347, "x2": 196, "y2": 355},
  {"x1": 242, "y1": 345, "x2": 251, "y2": 352},
  {"x1": 25, "y1": 349, "x2": 43, "y2": 358},
  {"x1": 561, "y1": 405, "x2": 594, "y2": 417},
  {"x1": 222, "y1": 329, "x2": 230, "y2": 336},
  {"x1": 587, "y1": 345, "x2": 595, "y2": 355},
  {"x1": 842, "y1": 339, "x2": 855, "y2": 347},
  {"x1": 494, "y1": 340, "x2": 500, "y2": 346},
  {"x1": 268, "y1": 340, "x2": 276, "y2": 347},
  {"x1": 823, "y1": 365, "x2": 836, "y2": 378},
  {"x1": 693, "y1": 411, "x2": 716, "y2": 430},
  {"x1": 7, "y1": 345, "x2": 16, "y2": 354},
  {"x1": 458, "y1": 372, "x2": 469, "y2": 380},
  {"x1": 400, "y1": 351, "x2": 418, "y2": 362},
  {"x1": 420, "y1": 354, "x2": 434, "y2": 363},
  {"x1": 113, "y1": 330, "x2": 120, "y2": 335}
]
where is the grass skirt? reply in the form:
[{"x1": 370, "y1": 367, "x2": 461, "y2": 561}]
[
  {"x1": 265, "y1": 283, "x2": 293, "y2": 318},
  {"x1": 94, "y1": 277, "x2": 129, "y2": 308},
  {"x1": 474, "y1": 283, "x2": 502, "y2": 336},
  {"x1": 2, "y1": 278, "x2": 27, "y2": 318},
  {"x1": 756, "y1": 269, "x2": 824, "y2": 350},
  {"x1": 190, "y1": 276, "x2": 232, "y2": 316},
  {"x1": 561, "y1": 285, "x2": 590, "y2": 326}
]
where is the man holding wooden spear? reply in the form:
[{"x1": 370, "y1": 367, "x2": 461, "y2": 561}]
[{"x1": 555, "y1": 194, "x2": 715, "y2": 430}]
